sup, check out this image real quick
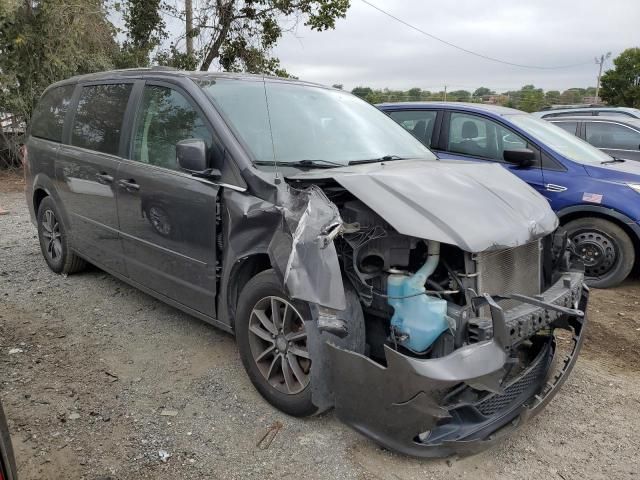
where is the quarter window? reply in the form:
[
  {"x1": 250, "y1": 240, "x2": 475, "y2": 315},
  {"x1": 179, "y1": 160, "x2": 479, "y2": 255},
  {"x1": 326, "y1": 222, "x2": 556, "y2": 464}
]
[
  {"x1": 552, "y1": 121, "x2": 578, "y2": 135},
  {"x1": 71, "y1": 84, "x2": 132, "y2": 155},
  {"x1": 30, "y1": 85, "x2": 75, "y2": 142},
  {"x1": 388, "y1": 110, "x2": 437, "y2": 146},
  {"x1": 131, "y1": 85, "x2": 213, "y2": 171},
  {"x1": 448, "y1": 112, "x2": 530, "y2": 163},
  {"x1": 585, "y1": 122, "x2": 640, "y2": 150}
]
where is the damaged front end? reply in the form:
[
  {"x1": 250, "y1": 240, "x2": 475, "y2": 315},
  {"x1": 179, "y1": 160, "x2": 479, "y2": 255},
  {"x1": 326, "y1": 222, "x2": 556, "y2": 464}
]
[{"x1": 267, "y1": 162, "x2": 587, "y2": 458}]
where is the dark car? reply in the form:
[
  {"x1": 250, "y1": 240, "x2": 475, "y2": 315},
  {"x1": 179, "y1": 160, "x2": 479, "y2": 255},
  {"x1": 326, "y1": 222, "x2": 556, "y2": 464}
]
[
  {"x1": 0, "y1": 401, "x2": 17, "y2": 480},
  {"x1": 379, "y1": 101, "x2": 640, "y2": 288},
  {"x1": 547, "y1": 116, "x2": 640, "y2": 162},
  {"x1": 24, "y1": 69, "x2": 588, "y2": 458}
]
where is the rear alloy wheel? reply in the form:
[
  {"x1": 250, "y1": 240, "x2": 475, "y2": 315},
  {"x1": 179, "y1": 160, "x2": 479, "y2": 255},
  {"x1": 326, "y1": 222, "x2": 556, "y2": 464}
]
[
  {"x1": 37, "y1": 196, "x2": 86, "y2": 275},
  {"x1": 236, "y1": 269, "x2": 317, "y2": 417},
  {"x1": 564, "y1": 217, "x2": 634, "y2": 288}
]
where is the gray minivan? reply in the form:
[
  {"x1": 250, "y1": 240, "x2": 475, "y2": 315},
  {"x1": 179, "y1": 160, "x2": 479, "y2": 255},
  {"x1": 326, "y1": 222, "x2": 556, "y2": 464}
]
[{"x1": 24, "y1": 68, "x2": 588, "y2": 458}]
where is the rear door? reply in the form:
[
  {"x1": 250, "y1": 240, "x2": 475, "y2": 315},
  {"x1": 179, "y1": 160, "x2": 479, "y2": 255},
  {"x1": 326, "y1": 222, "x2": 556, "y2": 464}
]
[
  {"x1": 583, "y1": 120, "x2": 640, "y2": 161},
  {"x1": 115, "y1": 81, "x2": 221, "y2": 317},
  {"x1": 436, "y1": 111, "x2": 546, "y2": 194},
  {"x1": 56, "y1": 82, "x2": 134, "y2": 273}
]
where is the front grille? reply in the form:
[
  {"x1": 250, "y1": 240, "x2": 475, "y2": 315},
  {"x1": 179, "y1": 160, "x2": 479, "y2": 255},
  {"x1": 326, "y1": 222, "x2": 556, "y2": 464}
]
[
  {"x1": 476, "y1": 239, "x2": 542, "y2": 314},
  {"x1": 475, "y1": 347, "x2": 549, "y2": 416}
]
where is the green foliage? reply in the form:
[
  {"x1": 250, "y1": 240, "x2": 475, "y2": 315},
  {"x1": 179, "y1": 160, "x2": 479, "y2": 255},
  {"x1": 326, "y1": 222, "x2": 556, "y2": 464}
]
[
  {"x1": 0, "y1": 0, "x2": 119, "y2": 119},
  {"x1": 600, "y1": 48, "x2": 640, "y2": 108},
  {"x1": 189, "y1": 0, "x2": 350, "y2": 73},
  {"x1": 473, "y1": 87, "x2": 494, "y2": 98},
  {"x1": 518, "y1": 85, "x2": 545, "y2": 112},
  {"x1": 115, "y1": 0, "x2": 167, "y2": 68}
]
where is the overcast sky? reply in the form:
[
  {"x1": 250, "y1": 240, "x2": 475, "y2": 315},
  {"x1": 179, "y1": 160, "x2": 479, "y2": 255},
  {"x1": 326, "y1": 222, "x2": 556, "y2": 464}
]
[{"x1": 270, "y1": 0, "x2": 640, "y2": 92}]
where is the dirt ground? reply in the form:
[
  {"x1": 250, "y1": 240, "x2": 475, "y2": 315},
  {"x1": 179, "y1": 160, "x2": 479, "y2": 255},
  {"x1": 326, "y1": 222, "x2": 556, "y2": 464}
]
[{"x1": 1, "y1": 172, "x2": 639, "y2": 480}]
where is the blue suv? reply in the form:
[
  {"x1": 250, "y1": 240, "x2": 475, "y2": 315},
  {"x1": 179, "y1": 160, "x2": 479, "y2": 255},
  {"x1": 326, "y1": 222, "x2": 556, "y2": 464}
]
[{"x1": 379, "y1": 102, "x2": 640, "y2": 288}]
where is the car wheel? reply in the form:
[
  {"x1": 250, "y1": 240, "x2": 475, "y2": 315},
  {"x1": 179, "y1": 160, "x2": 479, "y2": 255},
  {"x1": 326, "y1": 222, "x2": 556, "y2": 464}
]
[
  {"x1": 37, "y1": 197, "x2": 86, "y2": 275},
  {"x1": 564, "y1": 217, "x2": 634, "y2": 288},
  {"x1": 235, "y1": 269, "x2": 317, "y2": 417}
]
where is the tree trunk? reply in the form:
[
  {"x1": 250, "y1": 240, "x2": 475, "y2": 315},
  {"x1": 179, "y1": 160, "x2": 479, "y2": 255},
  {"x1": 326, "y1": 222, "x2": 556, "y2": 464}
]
[{"x1": 199, "y1": 0, "x2": 235, "y2": 71}]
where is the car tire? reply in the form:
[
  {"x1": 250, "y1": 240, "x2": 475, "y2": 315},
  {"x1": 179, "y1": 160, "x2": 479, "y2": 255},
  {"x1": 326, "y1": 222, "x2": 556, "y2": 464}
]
[
  {"x1": 235, "y1": 269, "x2": 318, "y2": 417},
  {"x1": 37, "y1": 197, "x2": 86, "y2": 275},
  {"x1": 564, "y1": 217, "x2": 634, "y2": 288}
]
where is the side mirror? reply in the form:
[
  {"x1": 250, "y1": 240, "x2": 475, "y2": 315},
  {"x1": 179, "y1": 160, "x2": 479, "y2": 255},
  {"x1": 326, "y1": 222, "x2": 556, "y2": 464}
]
[
  {"x1": 504, "y1": 148, "x2": 536, "y2": 168},
  {"x1": 177, "y1": 138, "x2": 207, "y2": 172},
  {"x1": 176, "y1": 139, "x2": 221, "y2": 179}
]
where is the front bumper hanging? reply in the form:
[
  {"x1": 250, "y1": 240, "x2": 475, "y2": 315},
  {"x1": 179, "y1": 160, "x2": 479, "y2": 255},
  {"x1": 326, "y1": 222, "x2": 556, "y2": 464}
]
[{"x1": 326, "y1": 272, "x2": 588, "y2": 458}]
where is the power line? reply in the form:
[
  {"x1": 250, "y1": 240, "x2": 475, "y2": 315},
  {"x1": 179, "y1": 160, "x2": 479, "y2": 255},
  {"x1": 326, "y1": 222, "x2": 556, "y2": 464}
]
[{"x1": 360, "y1": 0, "x2": 595, "y2": 70}]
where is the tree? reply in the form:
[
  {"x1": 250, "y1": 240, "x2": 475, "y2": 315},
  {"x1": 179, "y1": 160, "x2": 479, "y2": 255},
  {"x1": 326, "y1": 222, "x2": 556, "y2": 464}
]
[
  {"x1": 449, "y1": 90, "x2": 471, "y2": 102},
  {"x1": 0, "y1": 0, "x2": 119, "y2": 167},
  {"x1": 115, "y1": 0, "x2": 167, "y2": 68},
  {"x1": 473, "y1": 87, "x2": 494, "y2": 98},
  {"x1": 544, "y1": 90, "x2": 561, "y2": 105},
  {"x1": 600, "y1": 48, "x2": 640, "y2": 108},
  {"x1": 519, "y1": 85, "x2": 544, "y2": 112},
  {"x1": 161, "y1": 0, "x2": 350, "y2": 75}
]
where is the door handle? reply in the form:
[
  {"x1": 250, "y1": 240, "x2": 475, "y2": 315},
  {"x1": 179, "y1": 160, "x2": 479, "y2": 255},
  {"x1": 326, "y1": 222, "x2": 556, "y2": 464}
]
[
  {"x1": 117, "y1": 179, "x2": 140, "y2": 192},
  {"x1": 95, "y1": 172, "x2": 114, "y2": 184}
]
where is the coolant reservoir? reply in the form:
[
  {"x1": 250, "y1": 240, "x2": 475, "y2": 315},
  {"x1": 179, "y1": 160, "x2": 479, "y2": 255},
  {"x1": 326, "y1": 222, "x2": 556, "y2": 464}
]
[{"x1": 387, "y1": 273, "x2": 448, "y2": 353}]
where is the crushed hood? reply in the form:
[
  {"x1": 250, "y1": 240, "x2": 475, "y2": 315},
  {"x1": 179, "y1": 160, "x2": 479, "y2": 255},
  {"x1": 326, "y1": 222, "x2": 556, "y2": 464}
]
[{"x1": 287, "y1": 159, "x2": 558, "y2": 252}]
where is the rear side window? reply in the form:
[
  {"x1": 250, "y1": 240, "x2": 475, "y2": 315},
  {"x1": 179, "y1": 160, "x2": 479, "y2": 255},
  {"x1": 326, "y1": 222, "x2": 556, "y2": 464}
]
[
  {"x1": 585, "y1": 122, "x2": 640, "y2": 150},
  {"x1": 30, "y1": 85, "x2": 75, "y2": 142},
  {"x1": 388, "y1": 110, "x2": 438, "y2": 146},
  {"x1": 71, "y1": 83, "x2": 132, "y2": 155}
]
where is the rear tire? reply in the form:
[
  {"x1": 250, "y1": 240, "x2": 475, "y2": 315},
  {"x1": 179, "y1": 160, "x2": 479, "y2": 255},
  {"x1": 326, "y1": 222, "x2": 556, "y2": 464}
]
[
  {"x1": 235, "y1": 269, "x2": 317, "y2": 417},
  {"x1": 37, "y1": 197, "x2": 86, "y2": 275},
  {"x1": 564, "y1": 217, "x2": 634, "y2": 288}
]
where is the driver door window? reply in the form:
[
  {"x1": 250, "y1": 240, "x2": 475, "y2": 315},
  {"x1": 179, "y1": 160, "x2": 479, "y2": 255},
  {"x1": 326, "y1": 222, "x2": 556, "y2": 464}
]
[
  {"x1": 132, "y1": 85, "x2": 213, "y2": 170},
  {"x1": 448, "y1": 112, "x2": 530, "y2": 164}
]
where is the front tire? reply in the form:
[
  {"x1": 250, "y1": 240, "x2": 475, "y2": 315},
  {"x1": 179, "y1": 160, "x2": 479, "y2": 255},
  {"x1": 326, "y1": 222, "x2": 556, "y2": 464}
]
[
  {"x1": 564, "y1": 217, "x2": 634, "y2": 288},
  {"x1": 37, "y1": 197, "x2": 86, "y2": 275},
  {"x1": 235, "y1": 269, "x2": 317, "y2": 417}
]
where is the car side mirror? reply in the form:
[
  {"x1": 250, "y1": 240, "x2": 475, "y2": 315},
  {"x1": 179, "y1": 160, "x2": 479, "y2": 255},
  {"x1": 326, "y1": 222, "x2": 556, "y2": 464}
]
[
  {"x1": 176, "y1": 139, "x2": 221, "y2": 179},
  {"x1": 504, "y1": 148, "x2": 536, "y2": 168}
]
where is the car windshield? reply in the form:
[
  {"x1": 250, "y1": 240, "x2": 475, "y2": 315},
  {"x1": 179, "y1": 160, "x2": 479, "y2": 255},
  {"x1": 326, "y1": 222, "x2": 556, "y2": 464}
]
[
  {"x1": 508, "y1": 114, "x2": 613, "y2": 165},
  {"x1": 198, "y1": 78, "x2": 436, "y2": 167}
]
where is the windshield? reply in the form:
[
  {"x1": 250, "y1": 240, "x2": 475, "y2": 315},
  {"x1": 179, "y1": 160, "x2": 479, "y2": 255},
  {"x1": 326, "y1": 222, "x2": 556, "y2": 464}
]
[
  {"x1": 198, "y1": 78, "x2": 436, "y2": 167},
  {"x1": 508, "y1": 114, "x2": 613, "y2": 165}
]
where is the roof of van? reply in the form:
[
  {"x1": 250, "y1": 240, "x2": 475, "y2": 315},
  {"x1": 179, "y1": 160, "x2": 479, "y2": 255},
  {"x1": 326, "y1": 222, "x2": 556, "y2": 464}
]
[{"x1": 47, "y1": 67, "x2": 331, "y2": 90}]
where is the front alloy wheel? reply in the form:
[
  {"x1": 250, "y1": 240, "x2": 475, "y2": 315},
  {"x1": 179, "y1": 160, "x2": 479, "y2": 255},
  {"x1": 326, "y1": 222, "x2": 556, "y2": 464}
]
[
  {"x1": 248, "y1": 296, "x2": 310, "y2": 395},
  {"x1": 236, "y1": 269, "x2": 317, "y2": 417}
]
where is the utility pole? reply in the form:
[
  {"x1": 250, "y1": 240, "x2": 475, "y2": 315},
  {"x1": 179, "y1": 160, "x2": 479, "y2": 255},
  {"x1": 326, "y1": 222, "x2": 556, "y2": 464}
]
[
  {"x1": 443, "y1": 85, "x2": 447, "y2": 102},
  {"x1": 594, "y1": 52, "x2": 611, "y2": 104},
  {"x1": 186, "y1": 0, "x2": 194, "y2": 57}
]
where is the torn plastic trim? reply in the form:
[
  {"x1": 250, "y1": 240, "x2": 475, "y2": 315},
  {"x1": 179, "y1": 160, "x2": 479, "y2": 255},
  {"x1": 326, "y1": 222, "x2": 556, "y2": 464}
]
[{"x1": 325, "y1": 282, "x2": 588, "y2": 458}]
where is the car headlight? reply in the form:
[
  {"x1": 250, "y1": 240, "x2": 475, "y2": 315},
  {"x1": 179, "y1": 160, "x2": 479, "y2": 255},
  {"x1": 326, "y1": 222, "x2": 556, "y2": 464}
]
[{"x1": 627, "y1": 183, "x2": 640, "y2": 195}]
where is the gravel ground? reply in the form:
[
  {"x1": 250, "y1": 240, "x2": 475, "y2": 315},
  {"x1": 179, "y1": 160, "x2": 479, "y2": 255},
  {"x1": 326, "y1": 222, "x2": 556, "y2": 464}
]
[{"x1": 1, "y1": 173, "x2": 639, "y2": 480}]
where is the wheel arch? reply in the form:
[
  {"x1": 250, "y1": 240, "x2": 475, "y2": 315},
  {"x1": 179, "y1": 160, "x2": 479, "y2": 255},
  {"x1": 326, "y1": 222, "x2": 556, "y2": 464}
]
[
  {"x1": 557, "y1": 205, "x2": 640, "y2": 259},
  {"x1": 33, "y1": 187, "x2": 49, "y2": 215},
  {"x1": 224, "y1": 253, "x2": 273, "y2": 332}
]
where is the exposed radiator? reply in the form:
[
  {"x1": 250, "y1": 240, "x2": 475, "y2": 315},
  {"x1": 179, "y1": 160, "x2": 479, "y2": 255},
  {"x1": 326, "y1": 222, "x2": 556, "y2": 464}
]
[{"x1": 475, "y1": 239, "x2": 543, "y2": 314}]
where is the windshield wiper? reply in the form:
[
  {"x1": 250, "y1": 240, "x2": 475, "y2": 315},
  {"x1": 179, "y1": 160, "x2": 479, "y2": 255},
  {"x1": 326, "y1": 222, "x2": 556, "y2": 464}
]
[
  {"x1": 601, "y1": 157, "x2": 626, "y2": 164},
  {"x1": 253, "y1": 159, "x2": 343, "y2": 169},
  {"x1": 348, "y1": 155, "x2": 405, "y2": 165}
]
